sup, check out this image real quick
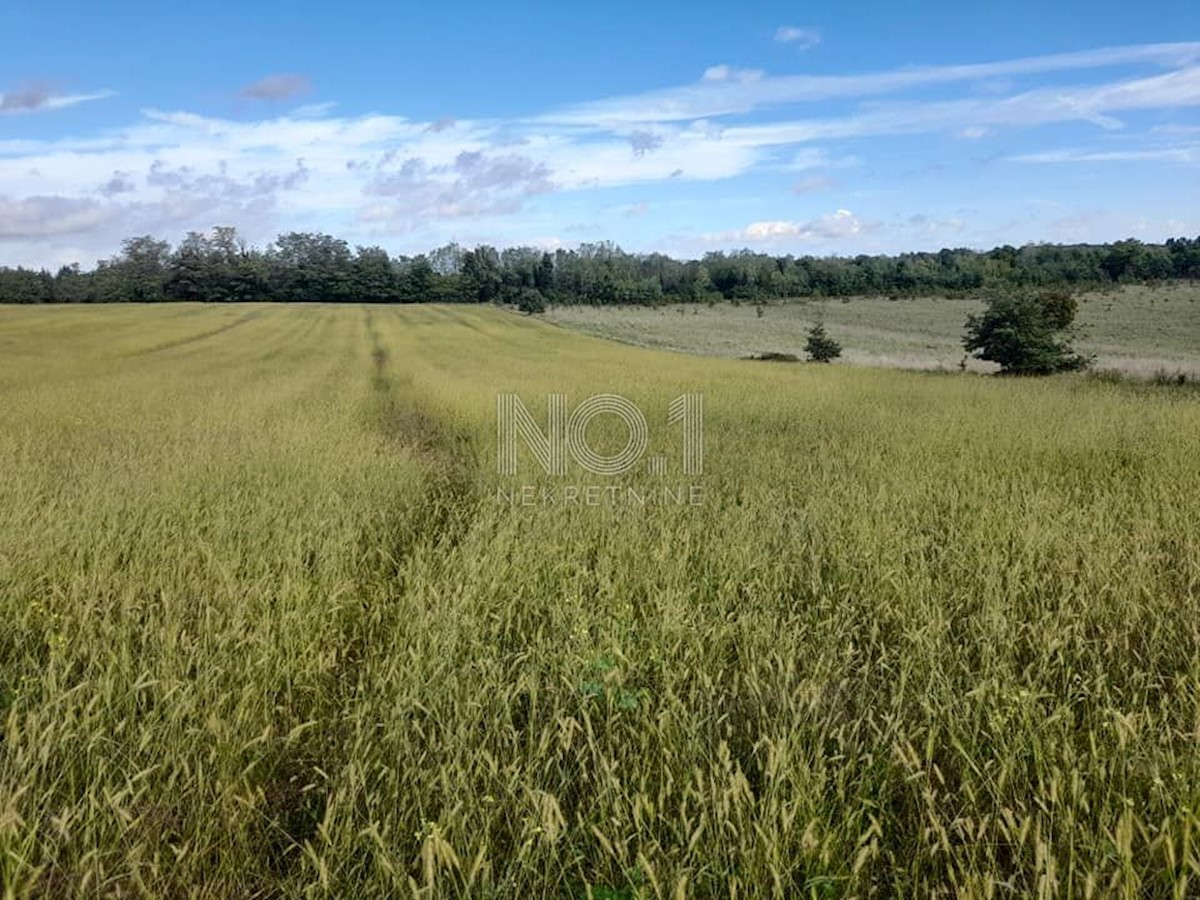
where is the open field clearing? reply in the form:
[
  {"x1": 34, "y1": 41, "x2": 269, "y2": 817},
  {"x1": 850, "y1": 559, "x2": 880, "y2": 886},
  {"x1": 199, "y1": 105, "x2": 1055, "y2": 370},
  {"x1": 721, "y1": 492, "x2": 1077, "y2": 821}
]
[
  {"x1": 544, "y1": 284, "x2": 1200, "y2": 376},
  {"x1": 1, "y1": 303, "x2": 1199, "y2": 897}
]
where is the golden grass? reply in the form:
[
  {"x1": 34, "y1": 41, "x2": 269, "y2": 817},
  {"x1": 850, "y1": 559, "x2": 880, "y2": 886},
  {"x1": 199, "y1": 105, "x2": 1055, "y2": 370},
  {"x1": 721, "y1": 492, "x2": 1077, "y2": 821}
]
[{"x1": 1, "y1": 303, "x2": 1198, "y2": 897}]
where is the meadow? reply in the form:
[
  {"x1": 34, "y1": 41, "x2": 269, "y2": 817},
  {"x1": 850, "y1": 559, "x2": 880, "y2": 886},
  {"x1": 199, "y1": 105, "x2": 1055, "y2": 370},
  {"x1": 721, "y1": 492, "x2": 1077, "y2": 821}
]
[
  {"x1": 1, "y1": 302, "x2": 1198, "y2": 898},
  {"x1": 544, "y1": 284, "x2": 1200, "y2": 377}
]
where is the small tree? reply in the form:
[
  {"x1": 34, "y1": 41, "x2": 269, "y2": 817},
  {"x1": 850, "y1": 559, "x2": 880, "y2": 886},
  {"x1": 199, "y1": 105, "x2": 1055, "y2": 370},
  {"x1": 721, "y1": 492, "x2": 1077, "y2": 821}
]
[
  {"x1": 805, "y1": 322, "x2": 842, "y2": 362},
  {"x1": 964, "y1": 289, "x2": 1089, "y2": 375},
  {"x1": 517, "y1": 287, "x2": 546, "y2": 314}
]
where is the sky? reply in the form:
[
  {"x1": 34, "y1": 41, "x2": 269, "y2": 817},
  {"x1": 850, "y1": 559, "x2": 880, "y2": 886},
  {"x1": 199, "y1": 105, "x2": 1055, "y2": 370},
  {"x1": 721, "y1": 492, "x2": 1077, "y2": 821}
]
[{"x1": 1, "y1": 0, "x2": 1198, "y2": 269}]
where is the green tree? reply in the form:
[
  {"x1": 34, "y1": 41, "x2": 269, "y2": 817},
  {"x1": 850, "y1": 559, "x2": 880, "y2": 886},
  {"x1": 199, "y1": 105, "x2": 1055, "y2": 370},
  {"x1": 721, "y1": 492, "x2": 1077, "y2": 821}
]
[
  {"x1": 399, "y1": 256, "x2": 436, "y2": 303},
  {"x1": 271, "y1": 232, "x2": 353, "y2": 302},
  {"x1": 352, "y1": 246, "x2": 399, "y2": 303},
  {"x1": 535, "y1": 252, "x2": 555, "y2": 295},
  {"x1": 517, "y1": 287, "x2": 546, "y2": 314},
  {"x1": 0, "y1": 267, "x2": 52, "y2": 303},
  {"x1": 963, "y1": 289, "x2": 1089, "y2": 375},
  {"x1": 110, "y1": 236, "x2": 171, "y2": 301},
  {"x1": 53, "y1": 264, "x2": 90, "y2": 303},
  {"x1": 462, "y1": 246, "x2": 502, "y2": 303},
  {"x1": 166, "y1": 231, "x2": 215, "y2": 301},
  {"x1": 6, "y1": 231, "x2": 1200, "y2": 307},
  {"x1": 804, "y1": 322, "x2": 842, "y2": 362}
]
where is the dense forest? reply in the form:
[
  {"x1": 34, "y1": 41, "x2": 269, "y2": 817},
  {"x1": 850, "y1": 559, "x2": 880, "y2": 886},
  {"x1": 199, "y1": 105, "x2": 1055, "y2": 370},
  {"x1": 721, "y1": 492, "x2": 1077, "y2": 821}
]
[{"x1": 2, "y1": 228, "x2": 1198, "y2": 308}]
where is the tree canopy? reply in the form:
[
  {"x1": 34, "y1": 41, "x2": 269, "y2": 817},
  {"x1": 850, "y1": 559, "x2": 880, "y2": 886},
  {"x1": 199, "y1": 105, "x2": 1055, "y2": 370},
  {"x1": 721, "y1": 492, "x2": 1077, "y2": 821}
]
[
  {"x1": 963, "y1": 289, "x2": 1090, "y2": 375},
  {"x1": 2, "y1": 229, "x2": 1198, "y2": 305}
]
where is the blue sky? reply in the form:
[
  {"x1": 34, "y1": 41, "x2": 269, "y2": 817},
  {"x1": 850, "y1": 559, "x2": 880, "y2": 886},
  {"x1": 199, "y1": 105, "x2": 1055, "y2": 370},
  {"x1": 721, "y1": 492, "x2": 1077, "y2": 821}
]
[{"x1": 1, "y1": 0, "x2": 1197, "y2": 268}]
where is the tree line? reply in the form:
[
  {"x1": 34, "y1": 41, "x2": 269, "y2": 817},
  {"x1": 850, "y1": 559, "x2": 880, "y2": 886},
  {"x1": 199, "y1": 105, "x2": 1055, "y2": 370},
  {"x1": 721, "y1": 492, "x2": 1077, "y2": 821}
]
[{"x1": 2, "y1": 228, "x2": 1198, "y2": 307}]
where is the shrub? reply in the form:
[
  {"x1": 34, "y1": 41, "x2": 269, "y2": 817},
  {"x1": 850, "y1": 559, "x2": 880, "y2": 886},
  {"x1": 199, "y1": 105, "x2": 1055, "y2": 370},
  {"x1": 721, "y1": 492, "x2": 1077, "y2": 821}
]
[
  {"x1": 805, "y1": 323, "x2": 842, "y2": 362},
  {"x1": 1151, "y1": 368, "x2": 1192, "y2": 386},
  {"x1": 517, "y1": 288, "x2": 546, "y2": 314}
]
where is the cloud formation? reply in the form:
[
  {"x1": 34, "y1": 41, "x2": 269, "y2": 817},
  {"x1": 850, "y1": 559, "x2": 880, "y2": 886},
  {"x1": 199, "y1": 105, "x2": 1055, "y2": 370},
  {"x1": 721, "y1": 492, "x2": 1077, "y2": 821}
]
[
  {"x1": 774, "y1": 27, "x2": 821, "y2": 50},
  {"x1": 0, "y1": 81, "x2": 114, "y2": 114},
  {"x1": 0, "y1": 82, "x2": 54, "y2": 112},
  {"x1": 361, "y1": 150, "x2": 554, "y2": 226},
  {"x1": 0, "y1": 195, "x2": 114, "y2": 237},
  {"x1": 1008, "y1": 145, "x2": 1199, "y2": 163},
  {"x1": 702, "y1": 65, "x2": 764, "y2": 84},
  {"x1": 628, "y1": 130, "x2": 664, "y2": 157},
  {"x1": 238, "y1": 74, "x2": 312, "y2": 101},
  {"x1": 0, "y1": 41, "x2": 1197, "y2": 267},
  {"x1": 99, "y1": 172, "x2": 137, "y2": 197},
  {"x1": 542, "y1": 42, "x2": 1200, "y2": 125},
  {"x1": 792, "y1": 175, "x2": 835, "y2": 194},
  {"x1": 719, "y1": 210, "x2": 863, "y2": 243}
]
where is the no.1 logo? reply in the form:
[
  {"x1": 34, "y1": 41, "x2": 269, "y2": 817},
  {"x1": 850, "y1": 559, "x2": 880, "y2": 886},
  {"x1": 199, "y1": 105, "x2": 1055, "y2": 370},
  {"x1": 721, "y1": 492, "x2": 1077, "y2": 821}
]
[{"x1": 497, "y1": 393, "x2": 703, "y2": 476}]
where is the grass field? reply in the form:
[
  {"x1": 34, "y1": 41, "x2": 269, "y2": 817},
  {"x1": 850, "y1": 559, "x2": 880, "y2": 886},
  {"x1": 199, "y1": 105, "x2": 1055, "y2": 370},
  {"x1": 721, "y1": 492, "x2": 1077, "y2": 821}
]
[
  {"x1": 544, "y1": 284, "x2": 1200, "y2": 376},
  {"x1": 1, "y1": 303, "x2": 1199, "y2": 897}
]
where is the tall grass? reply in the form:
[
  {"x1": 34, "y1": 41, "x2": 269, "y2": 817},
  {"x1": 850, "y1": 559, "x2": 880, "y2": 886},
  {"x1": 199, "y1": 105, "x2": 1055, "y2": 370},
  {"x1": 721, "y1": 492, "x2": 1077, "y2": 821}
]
[
  {"x1": 1, "y1": 303, "x2": 1198, "y2": 897},
  {"x1": 543, "y1": 284, "x2": 1200, "y2": 377}
]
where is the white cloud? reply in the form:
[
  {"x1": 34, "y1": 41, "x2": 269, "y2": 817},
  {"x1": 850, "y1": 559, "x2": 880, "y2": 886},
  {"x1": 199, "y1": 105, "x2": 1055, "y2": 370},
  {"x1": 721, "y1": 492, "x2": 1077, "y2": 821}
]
[
  {"x1": 628, "y1": 129, "x2": 664, "y2": 156},
  {"x1": 0, "y1": 195, "x2": 115, "y2": 237},
  {"x1": 291, "y1": 102, "x2": 338, "y2": 119},
  {"x1": 1008, "y1": 145, "x2": 1199, "y2": 163},
  {"x1": 792, "y1": 175, "x2": 835, "y2": 194},
  {"x1": 717, "y1": 209, "x2": 863, "y2": 244},
  {"x1": 702, "y1": 67, "x2": 1200, "y2": 149},
  {"x1": 905, "y1": 213, "x2": 967, "y2": 238},
  {"x1": 774, "y1": 27, "x2": 822, "y2": 50},
  {"x1": 702, "y1": 65, "x2": 765, "y2": 84},
  {"x1": 0, "y1": 104, "x2": 764, "y2": 263},
  {"x1": 360, "y1": 150, "x2": 554, "y2": 226},
  {"x1": 1, "y1": 41, "x2": 1199, "y2": 267},
  {"x1": 541, "y1": 42, "x2": 1200, "y2": 125},
  {"x1": 783, "y1": 148, "x2": 859, "y2": 171}
]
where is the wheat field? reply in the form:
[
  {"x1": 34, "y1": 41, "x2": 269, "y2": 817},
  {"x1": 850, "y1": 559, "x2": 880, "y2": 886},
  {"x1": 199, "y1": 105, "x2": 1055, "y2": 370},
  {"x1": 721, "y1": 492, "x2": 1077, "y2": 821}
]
[{"x1": 1, "y1": 303, "x2": 1198, "y2": 898}]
